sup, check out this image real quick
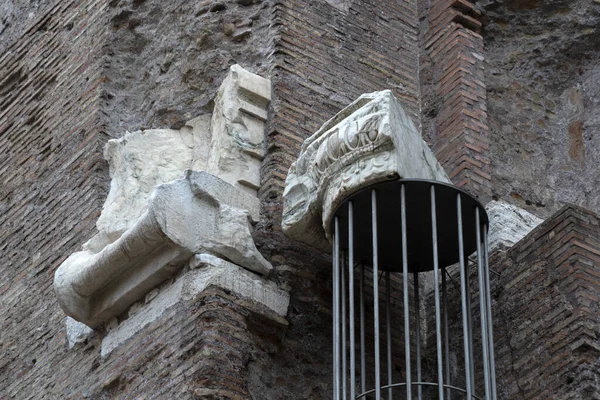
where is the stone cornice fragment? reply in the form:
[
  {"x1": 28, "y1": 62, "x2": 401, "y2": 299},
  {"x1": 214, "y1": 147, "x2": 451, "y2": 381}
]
[
  {"x1": 206, "y1": 64, "x2": 271, "y2": 195},
  {"x1": 55, "y1": 171, "x2": 271, "y2": 328},
  {"x1": 54, "y1": 65, "x2": 274, "y2": 329}
]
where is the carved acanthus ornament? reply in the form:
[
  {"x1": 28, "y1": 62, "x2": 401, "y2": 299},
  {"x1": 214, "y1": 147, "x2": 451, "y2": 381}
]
[{"x1": 282, "y1": 90, "x2": 450, "y2": 251}]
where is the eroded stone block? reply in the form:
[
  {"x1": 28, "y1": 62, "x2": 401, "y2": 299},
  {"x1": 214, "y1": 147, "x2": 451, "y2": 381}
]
[
  {"x1": 206, "y1": 64, "x2": 271, "y2": 195},
  {"x1": 55, "y1": 172, "x2": 271, "y2": 328},
  {"x1": 486, "y1": 200, "x2": 543, "y2": 252},
  {"x1": 54, "y1": 65, "x2": 273, "y2": 329}
]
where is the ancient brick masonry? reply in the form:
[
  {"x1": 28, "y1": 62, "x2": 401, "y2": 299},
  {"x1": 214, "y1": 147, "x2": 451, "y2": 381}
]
[
  {"x1": 2, "y1": 0, "x2": 599, "y2": 398},
  {"x1": 0, "y1": 0, "x2": 109, "y2": 395},
  {"x1": 492, "y1": 205, "x2": 600, "y2": 399},
  {"x1": 262, "y1": 0, "x2": 421, "y2": 230},
  {"x1": 421, "y1": 0, "x2": 491, "y2": 201}
]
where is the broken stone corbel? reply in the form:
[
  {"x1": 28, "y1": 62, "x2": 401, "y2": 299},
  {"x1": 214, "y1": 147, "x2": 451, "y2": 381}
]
[
  {"x1": 54, "y1": 65, "x2": 275, "y2": 329},
  {"x1": 206, "y1": 64, "x2": 271, "y2": 195},
  {"x1": 282, "y1": 90, "x2": 450, "y2": 251},
  {"x1": 55, "y1": 171, "x2": 271, "y2": 327}
]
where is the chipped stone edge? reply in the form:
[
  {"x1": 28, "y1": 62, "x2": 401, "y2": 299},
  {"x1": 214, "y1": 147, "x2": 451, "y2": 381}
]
[
  {"x1": 100, "y1": 254, "x2": 289, "y2": 358},
  {"x1": 486, "y1": 200, "x2": 543, "y2": 253},
  {"x1": 65, "y1": 316, "x2": 95, "y2": 349}
]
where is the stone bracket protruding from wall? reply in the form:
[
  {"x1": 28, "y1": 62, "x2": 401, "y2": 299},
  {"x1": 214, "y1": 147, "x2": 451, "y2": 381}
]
[
  {"x1": 55, "y1": 171, "x2": 273, "y2": 327},
  {"x1": 54, "y1": 65, "x2": 278, "y2": 329}
]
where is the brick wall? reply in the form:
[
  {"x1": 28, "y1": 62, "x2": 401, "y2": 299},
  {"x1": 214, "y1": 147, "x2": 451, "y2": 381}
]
[
  {"x1": 492, "y1": 205, "x2": 600, "y2": 399},
  {"x1": 6, "y1": 0, "x2": 594, "y2": 398},
  {"x1": 0, "y1": 0, "x2": 424, "y2": 397},
  {"x1": 251, "y1": 1, "x2": 423, "y2": 396},
  {"x1": 0, "y1": 1, "x2": 108, "y2": 395},
  {"x1": 420, "y1": 0, "x2": 491, "y2": 201}
]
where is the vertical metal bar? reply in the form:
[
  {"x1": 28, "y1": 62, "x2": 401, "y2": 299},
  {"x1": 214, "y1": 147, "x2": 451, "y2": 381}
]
[
  {"x1": 360, "y1": 264, "x2": 366, "y2": 396},
  {"x1": 342, "y1": 251, "x2": 347, "y2": 400},
  {"x1": 371, "y1": 189, "x2": 381, "y2": 400},
  {"x1": 431, "y1": 185, "x2": 445, "y2": 400},
  {"x1": 349, "y1": 202, "x2": 356, "y2": 400},
  {"x1": 401, "y1": 183, "x2": 412, "y2": 400},
  {"x1": 334, "y1": 217, "x2": 341, "y2": 400},
  {"x1": 484, "y1": 225, "x2": 497, "y2": 400},
  {"x1": 476, "y1": 208, "x2": 492, "y2": 399},
  {"x1": 443, "y1": 267, "x2": 451, "y2": 400},
  {"x1": 371, "y1": 190, "x2": 381, "y2": 399},
  {"x1": 457, "y1": 194, "x2": 473, "y2": 400},
  {"x1": 465, "y1": 263, "x2": 475, "y2": 394},
  {"x1": 415, "y1": 272, "x2": 422, "y2": 400},
  {"x1": 386, "y1": 271, "x2": 392, "y2": 400}
]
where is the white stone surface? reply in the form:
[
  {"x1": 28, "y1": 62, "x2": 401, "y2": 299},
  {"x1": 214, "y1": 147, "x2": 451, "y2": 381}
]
[
  {"x1": 282, "y1": 90, "x2": 450, "y2": 250},
  {"x1": 85, "y1": 126, "x2": 198, "y2": 253},
  {"x1": 150, "y1": 171, "x2": 270, "y2": 274},
  {"x1": 55, "y1": 172, "x2": 272, "y2": 328},
  {"x1": 65, "y1": 317, "x2": 94, "y2": 349},
  {"x1": 101, "y1": 254, "x2": 289, "y2": 357},
  {"x1": 206, "y1": 64, "x2": 271, "y2": 196},
  {"x1": 486, "y1": 200, "x2": 543, "y2": 252},
  {"x1": 84, "y1": 65, "x2": 269, "y2": 253},
  {"x1": 54, "y1": 65, "x2": 273, "y2": 328}
]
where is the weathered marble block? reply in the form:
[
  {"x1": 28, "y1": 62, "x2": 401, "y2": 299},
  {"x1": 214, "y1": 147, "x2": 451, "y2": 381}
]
[
  {"x1": 54, "y1": 65, "x2": 274, "y2": 329},
  {"x1": 282, "y1": 90, "x2": 450, "y2": 251},
  {"x1": 486, "y1": 200, "x2": 543, "y2": 252},
  {"x1": 55, "y1": 171, "x2": 272, "y2": 327},
  {"x1": 206, "y1": 64, "x2": 271, "y2": 195}
]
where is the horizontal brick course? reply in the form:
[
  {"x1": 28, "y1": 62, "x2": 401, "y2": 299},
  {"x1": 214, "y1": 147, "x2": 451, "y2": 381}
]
[
  {"x1": 492, "y1": 205, "x2": 600, "y2": 399},
  {"x1": 421, "y1": 0, "x2": 491, "y2": 201}
]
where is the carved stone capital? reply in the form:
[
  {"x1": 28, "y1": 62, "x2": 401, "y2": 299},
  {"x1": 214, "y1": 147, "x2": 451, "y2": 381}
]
[{"x1": 282, "y1": 90, "x2": 450, "y2": 250}]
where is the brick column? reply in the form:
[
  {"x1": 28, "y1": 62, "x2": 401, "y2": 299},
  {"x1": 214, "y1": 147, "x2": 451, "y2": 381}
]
[{"x1": 422, "y1": 0, "x2": 491, "y2": 200}]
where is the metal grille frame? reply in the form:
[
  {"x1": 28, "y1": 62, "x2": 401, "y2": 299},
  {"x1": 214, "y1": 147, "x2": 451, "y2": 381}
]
[{"x1": 331, "y1": 179, "x2": 497, "y2": 400}]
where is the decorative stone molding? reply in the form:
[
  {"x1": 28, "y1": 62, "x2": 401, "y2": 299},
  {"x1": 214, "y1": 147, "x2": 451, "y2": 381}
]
[
  {"x1": 206, "y1": 64, "x2": 271, "y2": 195},
  {"x1": 54, "y1": 65, "x2": 275, "y2": 329},
  {"x1": 282, "y1": 90, "x2": 450, "y2": 250}
]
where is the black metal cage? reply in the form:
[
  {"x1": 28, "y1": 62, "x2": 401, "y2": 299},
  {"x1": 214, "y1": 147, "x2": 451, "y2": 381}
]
[{"x1": 331, "y1": 179, "x2": 497, "y2": 400}]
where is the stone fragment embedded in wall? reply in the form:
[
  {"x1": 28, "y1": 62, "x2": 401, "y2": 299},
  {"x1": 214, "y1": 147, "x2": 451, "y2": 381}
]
[
  {"x1": 486, "y1": 200, "x2": 543, "y2": 252},
  {"x1": 54, "y1": 65, "x2": 274, "y2": 329},
  {"x1": 55, "y1": 171, "x2": 272, "y2": 327},
  {"x1": 85, "y1": 65, "x2": 269, "y2": 253},
  {"x1": 282, "y1": 90, "x2": 450, "y2": 251},
  {"x1": 65, "y1": 317, "x2": 94, "y2": 349},
  {"x1": 206, "y1": 64, "x2": 271, "y2": 196},
  {"x1": 84, "y1": 124, "x2": 200, "y2": 253}
]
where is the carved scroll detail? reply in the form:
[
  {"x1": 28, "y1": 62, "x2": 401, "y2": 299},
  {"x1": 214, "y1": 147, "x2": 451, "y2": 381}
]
[{"x1": 282, "y1": 90, "x2": 450, "y2": 251}]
